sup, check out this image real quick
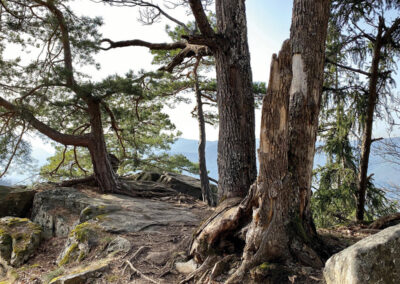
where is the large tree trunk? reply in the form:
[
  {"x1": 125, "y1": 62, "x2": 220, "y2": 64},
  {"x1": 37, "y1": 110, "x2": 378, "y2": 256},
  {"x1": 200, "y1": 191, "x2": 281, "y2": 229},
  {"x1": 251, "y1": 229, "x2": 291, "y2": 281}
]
[
  {"x1": 287, "y1": 0, "x2": 330, "y2": 238},
  {"x1": 356, "y1": 23, "x2": 383, "y2": 222},
  {"x1": 195, "y1": 69, "x2": 213, "y2": 206},
  {"x1": 214, "y1": 0, "x2": 257, "y2": 199},
  {"x1": 189, "y1": 1, "x2": 331, "y2": 282},
  {"x1": 87, "y1": 100, "x2": 119, "y2": 193}
]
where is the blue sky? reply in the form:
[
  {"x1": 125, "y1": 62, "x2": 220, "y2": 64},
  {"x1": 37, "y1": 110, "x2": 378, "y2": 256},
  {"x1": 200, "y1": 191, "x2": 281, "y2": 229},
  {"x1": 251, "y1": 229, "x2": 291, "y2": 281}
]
[{"x1": 247, "y1": 1, "x2": 293, "y2": 81}]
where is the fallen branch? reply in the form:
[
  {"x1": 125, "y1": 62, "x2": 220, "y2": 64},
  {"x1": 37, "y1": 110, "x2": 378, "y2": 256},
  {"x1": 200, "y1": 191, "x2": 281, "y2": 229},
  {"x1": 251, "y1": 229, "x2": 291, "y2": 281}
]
[{"x1": 126, "y1": 260, "x2": 160, "y2": 284}]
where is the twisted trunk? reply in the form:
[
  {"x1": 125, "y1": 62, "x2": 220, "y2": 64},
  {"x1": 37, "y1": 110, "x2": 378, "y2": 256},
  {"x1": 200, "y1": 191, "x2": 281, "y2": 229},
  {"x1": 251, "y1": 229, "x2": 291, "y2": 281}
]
[{"x1": 87, "y1": 100, "x2": 119, "y2": 193}]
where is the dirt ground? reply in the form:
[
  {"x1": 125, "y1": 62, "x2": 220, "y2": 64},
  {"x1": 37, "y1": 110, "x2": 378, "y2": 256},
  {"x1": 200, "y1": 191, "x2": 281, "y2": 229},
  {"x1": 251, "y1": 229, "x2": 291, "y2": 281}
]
[{"x1": 7, "y1": 186, "x2": 380, "y2": 284}]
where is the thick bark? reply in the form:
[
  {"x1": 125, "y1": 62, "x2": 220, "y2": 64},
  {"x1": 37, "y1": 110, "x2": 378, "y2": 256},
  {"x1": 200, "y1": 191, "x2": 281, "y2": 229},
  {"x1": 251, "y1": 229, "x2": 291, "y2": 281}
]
[
  {"x1": 287, "y1": 0, "x2": 331, "y2": 237},
  {"x1": 194, "y1": 68, "x2": 213, "y2": 206},
  {"x1": 86, "y1": 100, "x2": 120, "y2": 193},
  {"x1": 214, "y1": 0, "x2": 257, "y2": 199},
  {"x1": 356, "y1": 23, "x2": 383, "y2": 222},
  {"x1": 189, "y1": 1, "x2": 331, "y2": 282}
]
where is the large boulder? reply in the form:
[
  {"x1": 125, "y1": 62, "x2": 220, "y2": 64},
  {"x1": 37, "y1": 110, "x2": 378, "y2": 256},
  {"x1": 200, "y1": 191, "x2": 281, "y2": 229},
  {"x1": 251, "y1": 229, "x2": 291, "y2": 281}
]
[
  {"x1": 31, "y1": 187, "x2": 102, "y2": 238},
  {"x1": 0, "y1": 186, "x2": 35, "y2": 218},
  {"x1": 0, "y1": 217, "x2": 41, "y2": 267},
  {"x1": 324, "y1": 223, "x2": 400, "y2": 284}
]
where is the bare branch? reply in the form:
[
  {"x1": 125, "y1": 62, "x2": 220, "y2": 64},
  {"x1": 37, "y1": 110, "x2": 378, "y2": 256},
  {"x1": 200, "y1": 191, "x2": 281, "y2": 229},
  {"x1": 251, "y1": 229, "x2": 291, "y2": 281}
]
[
  {"x1": 74, "y1": 146, "x2": 89, "y2": 175},
  {"x1": 160, "y1": 44, "x2": 212, "y2": 72},
  {"x1": 100, "y1": 38, "x2": 186, "y2": 50},
  {"x1": 188, "y1": 0, "x2": 214, "y2": 37},
  {"x1": 101, "y1": 0, "x2": 190, "y2": 32},
  {"x1": 50, "y1": 145, "x2": 68, "y2": 176}
]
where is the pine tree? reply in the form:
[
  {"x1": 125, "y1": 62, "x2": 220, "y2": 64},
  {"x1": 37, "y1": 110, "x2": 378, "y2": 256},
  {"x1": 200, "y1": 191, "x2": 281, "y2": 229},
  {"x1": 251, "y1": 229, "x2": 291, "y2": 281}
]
[
  {"x1": 325, "y1": 0, "x2": 400, "y2": 221},
  {"x1": 0, "y1": 0, "x2": 195, "y2": 192}
]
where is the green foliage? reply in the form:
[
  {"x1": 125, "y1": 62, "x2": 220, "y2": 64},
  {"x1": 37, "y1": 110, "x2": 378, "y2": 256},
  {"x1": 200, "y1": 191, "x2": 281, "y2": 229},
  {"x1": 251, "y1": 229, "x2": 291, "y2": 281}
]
[
  {"x1": 0, "y1": 1, "x2": 197, "y2": 181},
  {"x1": 312, "y1": 4, "x2": 400, "y2": 226}
]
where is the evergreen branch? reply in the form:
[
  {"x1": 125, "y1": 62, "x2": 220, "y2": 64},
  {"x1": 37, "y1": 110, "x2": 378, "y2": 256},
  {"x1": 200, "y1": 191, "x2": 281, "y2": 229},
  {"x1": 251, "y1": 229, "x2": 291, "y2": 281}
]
[
  {"x1": 0, "y1": 122, "x2": 26, "y2": 179},
  {"x1": 0, "y1": 96, "x2": 90, "y2": 147},
  {"x1": 382, "y1": 18, "x2": 400, "y2": 44},
  {"x1": 326, "y1": 58, "x2": 371, "y2": 76},
  {"x1": 160, "y1": 44, "x2": 212, "y2": 73}
]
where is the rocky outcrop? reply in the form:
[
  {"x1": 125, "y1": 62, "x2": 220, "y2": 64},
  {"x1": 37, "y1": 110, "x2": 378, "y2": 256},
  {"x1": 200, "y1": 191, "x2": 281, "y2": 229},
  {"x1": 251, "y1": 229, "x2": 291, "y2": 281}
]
[
  {"x1": 0, "y1": 186, "x2": 35, "y2": 218},
  {"x1": 57, "y1": 221, "x2": 105, "y2": 266},
  {"x1": 30, "y1": 187, "x2": 201, "y2": 267},
  {"x1": 31, "y1": 188, "x2": 95, "y2": 238},
  {"x1": 0, "y1": 217, "x2": 41, "y2": 267},
  {"x1": 133, "y1": 171, "x2": 218, "y2": 203},
  {"x1": 32, "y1": 187, "x2": 200, "y2": 239},
  {"x1": 324, "y1": 223, "x2": 400, "y2": 284}
]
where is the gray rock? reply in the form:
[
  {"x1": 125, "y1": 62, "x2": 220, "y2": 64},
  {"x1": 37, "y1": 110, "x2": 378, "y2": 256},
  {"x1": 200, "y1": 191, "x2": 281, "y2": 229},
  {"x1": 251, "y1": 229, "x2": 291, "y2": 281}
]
[
  {"x1": 175, "y1": 259, "x2": 198, "y2": 274},
  {"x1": 106, "y1": 236, "x2": 131, "y2": 254},
  {"x1": 50, "y1": 261, "x2": 109, "y2": 284},
  {"x1": 0, "y1": 186, "x2": 35, "y2": 218},
  {"x1": 31, "y1": 188, "x2": 108, "y2": 238},
  {"x1": 0, "y1": 217, "x2": 41, "y2": 267},
  {"x1": 57, "y1": 221, "x2": 104, "y2": 266},
  {"x1": 34, "y1": 187, "x2": 200, "y2": 236},
  {"x1": 133, "y1": 171, "x2": 218, "y2": 203},
  {"x1": 324, "y1": 223, "x2": 400, "y2": 284},
  {"x1": 159, "y1": 172, "x2": 210, "y2": 200}
]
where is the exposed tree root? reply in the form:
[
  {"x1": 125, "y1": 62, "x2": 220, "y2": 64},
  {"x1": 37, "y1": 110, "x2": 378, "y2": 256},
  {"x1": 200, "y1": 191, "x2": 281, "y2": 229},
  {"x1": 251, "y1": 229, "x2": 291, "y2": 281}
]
[{"x1": 126, "y1": 260, "x2": 160, "y2": 284}]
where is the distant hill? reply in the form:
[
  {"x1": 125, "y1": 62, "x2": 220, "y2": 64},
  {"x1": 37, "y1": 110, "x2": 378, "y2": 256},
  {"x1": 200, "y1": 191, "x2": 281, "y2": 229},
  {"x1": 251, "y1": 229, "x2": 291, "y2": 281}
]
[
  {"x1": 1, "y1": 138, "x2": 400, "y2": 190},
  {"x1": 170, "y1": 138, "x2": 400, "y2": 190}
]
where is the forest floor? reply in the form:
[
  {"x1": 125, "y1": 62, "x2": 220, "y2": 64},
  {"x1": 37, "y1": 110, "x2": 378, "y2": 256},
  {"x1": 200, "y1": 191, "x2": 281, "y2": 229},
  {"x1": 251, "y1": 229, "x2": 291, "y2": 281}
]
[{"x1": 10, "y1": 185, "x2": 381, "y2": 284}]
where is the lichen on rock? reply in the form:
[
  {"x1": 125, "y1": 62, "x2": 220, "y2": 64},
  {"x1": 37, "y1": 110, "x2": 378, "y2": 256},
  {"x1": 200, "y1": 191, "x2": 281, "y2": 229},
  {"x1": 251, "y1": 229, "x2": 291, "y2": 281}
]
[{"x1": 0, "y1": 217, "x2": 42, "y2": 267}]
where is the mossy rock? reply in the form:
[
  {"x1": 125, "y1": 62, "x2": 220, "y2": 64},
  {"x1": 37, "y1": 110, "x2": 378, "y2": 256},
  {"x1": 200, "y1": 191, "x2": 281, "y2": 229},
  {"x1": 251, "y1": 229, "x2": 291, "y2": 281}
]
[
  {"x1": 79, "y1": 205, "x2": 120, "y2": 223},
  {"x1": 50, "y1": 259, "x2": 110, "y2": 284},
  {"x1": 57, "y1": 221, "x2": 112, "y2": 266},
  {"x1": 0, "y1": 217, "x2": 42, "y2": 267}
]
